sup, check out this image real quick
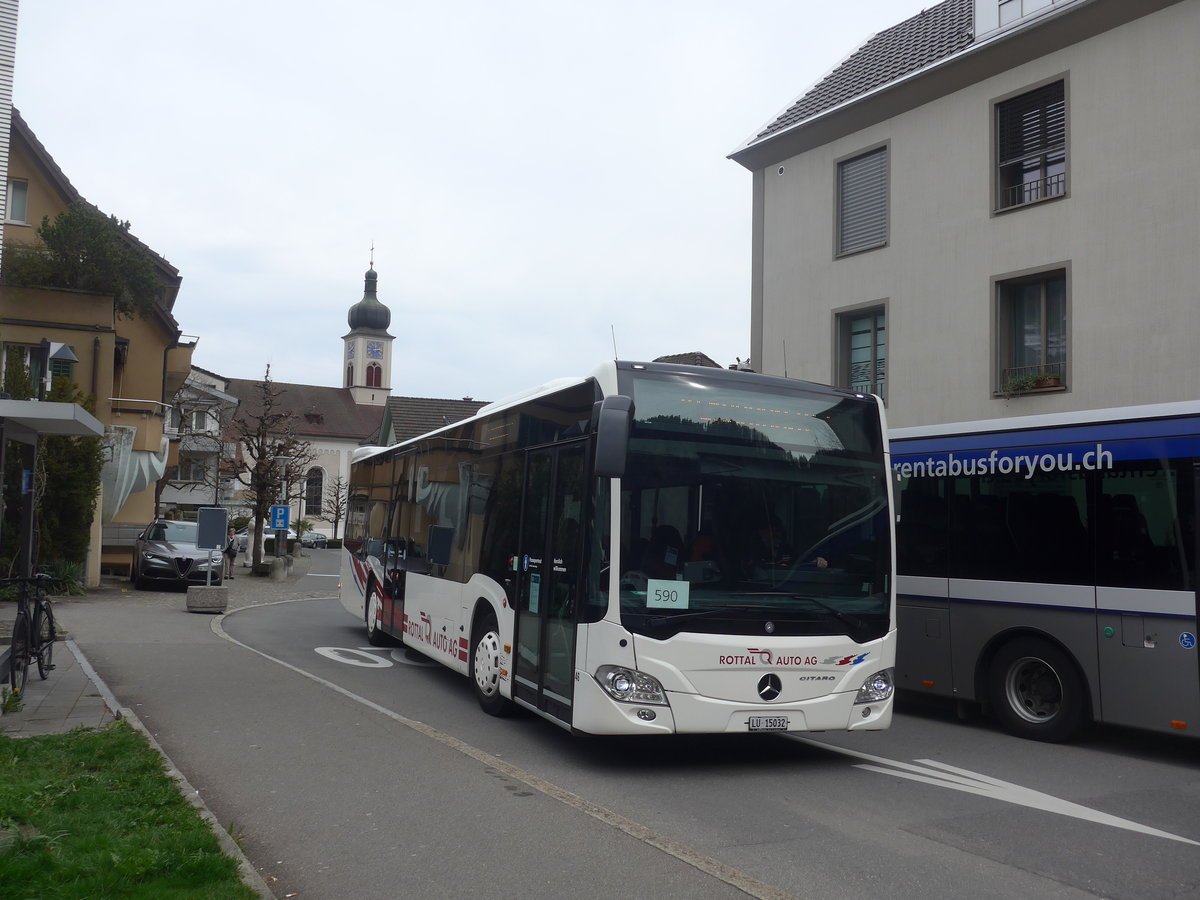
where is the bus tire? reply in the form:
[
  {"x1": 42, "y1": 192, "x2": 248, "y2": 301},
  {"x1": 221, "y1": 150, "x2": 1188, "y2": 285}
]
[
  {"x1": 365, "y1": 582, "x2": 392, "y2": 647},
  {"x1": 471, "y1": 612, "x2": 512, "y2": 717},
  {"x1": 988, "y1": 637, "x2": 1086, "y2": 742}
]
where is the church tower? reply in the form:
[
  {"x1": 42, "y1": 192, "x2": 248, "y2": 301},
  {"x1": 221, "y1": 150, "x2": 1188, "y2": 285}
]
[{"x1": 343, "y1": 263, "x2": 394, "y2": 406}]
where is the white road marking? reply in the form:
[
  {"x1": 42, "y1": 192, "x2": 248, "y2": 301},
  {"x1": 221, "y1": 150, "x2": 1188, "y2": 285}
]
[
  {"x1": 213, "y1": 600, "x2": 801, "y2": 900},
  {"x1": 789, "y1": 736, "x2": 1199, "y2": 846}
]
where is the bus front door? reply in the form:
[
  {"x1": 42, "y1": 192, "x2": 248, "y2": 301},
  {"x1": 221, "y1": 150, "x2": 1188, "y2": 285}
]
[{"x1": 513, "y1": 444, "x2": 586, "y2": 725}]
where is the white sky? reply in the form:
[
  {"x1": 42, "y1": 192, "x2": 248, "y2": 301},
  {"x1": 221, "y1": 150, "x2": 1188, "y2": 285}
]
[{"x1": 14, "y1": 1, "x2": 931, "y2": 402}]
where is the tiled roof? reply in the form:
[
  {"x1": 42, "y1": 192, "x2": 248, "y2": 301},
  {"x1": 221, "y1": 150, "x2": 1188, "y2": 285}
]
[
  {"x1": 384, "y1": 396, "x2": 490, "y2": 444},
  {"x1": 654, "y1": 352, "x2": 723, "y2": 368},
  {"x1": 750, "y1": 0, "x2": 974, "y2": 145},
  {"x1": 225, "y1": 379, "x2": 385, "y2": 441}
]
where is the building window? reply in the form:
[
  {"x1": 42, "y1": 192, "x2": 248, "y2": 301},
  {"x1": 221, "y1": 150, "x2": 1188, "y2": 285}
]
[
  {"x1": 305, "y1": 468, "x2": 324, "y2": 516},
  {"x1": 836, "y1": 146, "x2": 888, "y2": 256},
  {"x1": 6, "y1": 179, "x2": 27, "y2": 223},
  {"x1": 838, "y1": 307, "x2": 887, "y2": 402},
  {"x1": 173, "y1": 454, "x2": 206, "y2": 483},
  {"x1": 346, "y1": 364, "x2": 353, "y2": 388},
  {"x1": 996, "y1": 270, "x2": 1067, "y2": 392},
  {"x1": 996, "y1": 80, "x2": 1066, "y2": 211},
  {"x1": 49, "y1": 355, "x2": 74, "y2": 382},
  {"x1": 366, "y1": 363, "x2": 382, "y2": 388}
]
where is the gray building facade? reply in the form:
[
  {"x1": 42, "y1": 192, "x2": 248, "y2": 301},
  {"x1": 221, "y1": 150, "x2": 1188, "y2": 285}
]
[{"x1": 731, "y1": 0, "x2": 1199, "y2": 428}]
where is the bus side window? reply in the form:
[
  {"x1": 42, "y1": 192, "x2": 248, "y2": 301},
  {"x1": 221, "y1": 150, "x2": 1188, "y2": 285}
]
[
  {"x1": 896, "y1": 478, "x2": 947, "y2": 577},
  {"x1": 1098, "y1": 461, "x2": 1195, "y2": 590}
]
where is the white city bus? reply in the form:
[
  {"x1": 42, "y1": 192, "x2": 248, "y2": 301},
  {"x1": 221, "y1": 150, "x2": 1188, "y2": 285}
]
[
  {"x1": 341, "y1": 360, "x2": 897, "y2": 735},
  {"x1": 892, "y1": 401, "x2": 1200, "y2": 742}
]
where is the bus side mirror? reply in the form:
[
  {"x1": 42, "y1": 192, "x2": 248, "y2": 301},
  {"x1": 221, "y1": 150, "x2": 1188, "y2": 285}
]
[{"x1": 593, "y1": 395, "x2": 633, "y2": 479}]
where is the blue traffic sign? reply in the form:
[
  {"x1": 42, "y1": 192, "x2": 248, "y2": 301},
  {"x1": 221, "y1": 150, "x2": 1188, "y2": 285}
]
[{"x1": 270, "y1": 505, "x2": 290, "y2": 530}]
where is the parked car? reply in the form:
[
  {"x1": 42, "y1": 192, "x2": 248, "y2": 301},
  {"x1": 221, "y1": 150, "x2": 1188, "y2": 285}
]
[
  {"x1": 237, "y1": 527, "x2": 297, "y2": 552},
  {"x1": 300, "y1": 531, "x2": 328, "y2": 548},
  {"x1": 131, "y1": 519, "x2": 223, "y2": 590}
]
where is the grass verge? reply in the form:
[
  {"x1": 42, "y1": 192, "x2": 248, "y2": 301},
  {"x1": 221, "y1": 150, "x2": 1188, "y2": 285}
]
[{"x1": 0, "y1": 721, "x2": 256, "y2": 899}]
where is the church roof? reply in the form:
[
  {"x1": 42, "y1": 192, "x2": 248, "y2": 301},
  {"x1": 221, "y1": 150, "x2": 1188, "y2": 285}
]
[{"x1": 225, "y1": 378, "x2": 385, "y2": 441}]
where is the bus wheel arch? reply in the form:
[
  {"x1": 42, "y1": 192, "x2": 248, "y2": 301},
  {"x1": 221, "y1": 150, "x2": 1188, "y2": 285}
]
[
  {"x1": 984, "y1": 633, "x2": 1089, "y2": 742},
  {"x1": 470, "y1": 603, "x2": 513, "y2": 717}
]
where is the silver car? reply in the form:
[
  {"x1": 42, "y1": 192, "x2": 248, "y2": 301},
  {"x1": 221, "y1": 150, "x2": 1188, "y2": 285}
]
[{"x1": 131, "y1": 519, "x2": 223, "y2": 590}]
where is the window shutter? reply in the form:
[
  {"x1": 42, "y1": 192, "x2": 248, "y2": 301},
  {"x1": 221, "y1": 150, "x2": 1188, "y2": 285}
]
[
  {"x1": 997, "y1": 81, "x2": 1065, "y2": 165},
  {"x1": 838, "y1": 147, "x2": 888, "y2": 255}
]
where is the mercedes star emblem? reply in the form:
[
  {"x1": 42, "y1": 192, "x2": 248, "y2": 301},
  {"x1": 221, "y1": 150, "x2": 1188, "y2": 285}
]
[{"x1": 757, "y1": 673, "x2": 782, "y2": 701}]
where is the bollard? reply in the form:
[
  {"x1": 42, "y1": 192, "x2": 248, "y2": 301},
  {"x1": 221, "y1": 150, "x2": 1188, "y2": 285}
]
[{"x1": 269, "y1": 557, "x2": 287, "y2": 582}]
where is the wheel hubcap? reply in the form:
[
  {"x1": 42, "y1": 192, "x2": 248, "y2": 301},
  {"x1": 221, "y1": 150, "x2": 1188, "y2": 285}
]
[
  {"x1": 474, "y1": 631, "x2": 501, "y2": 697},
  {"x1": 1005, "y1": 655, "x2": 1062, "y2": 724},
  {"x1": 367, "y1": 591, "x2": 381, "y2": 633}
]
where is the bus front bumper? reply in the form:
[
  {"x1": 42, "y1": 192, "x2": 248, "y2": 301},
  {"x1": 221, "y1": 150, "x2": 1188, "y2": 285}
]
[{"x1": 571, "y1": 671, "x2": 894, "y2": 736}]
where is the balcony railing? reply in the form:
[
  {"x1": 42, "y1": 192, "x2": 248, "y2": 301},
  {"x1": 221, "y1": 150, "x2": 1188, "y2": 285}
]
[
  {"x1": 999, "y1": 172, "x2": 1066, "y2": 210},
  {"x1": 1000, "y1": 362, "x2": 1066, "y2": 395},
  {"x1": 847, "y1": 375, "x2": 887, "y2": 405}
]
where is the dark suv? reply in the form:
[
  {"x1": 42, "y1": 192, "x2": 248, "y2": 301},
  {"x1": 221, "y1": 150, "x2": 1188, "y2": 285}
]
[{"x1": 131, "y1": 519, "x2": 223, "y2": 589}]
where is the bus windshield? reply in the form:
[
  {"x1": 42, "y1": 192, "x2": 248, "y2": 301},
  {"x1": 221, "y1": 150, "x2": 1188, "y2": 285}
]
[{"x1": 618, "y1": 371, "x2": 890, "y2": 642}]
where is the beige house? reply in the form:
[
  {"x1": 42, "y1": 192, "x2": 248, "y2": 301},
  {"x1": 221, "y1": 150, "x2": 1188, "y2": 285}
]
[
  {"x1": 731, "y1": 0, "x2": 1199, "y2": 428},
  {"x1": 1, "y1": 110, "x2": 193, "y2": 583}
]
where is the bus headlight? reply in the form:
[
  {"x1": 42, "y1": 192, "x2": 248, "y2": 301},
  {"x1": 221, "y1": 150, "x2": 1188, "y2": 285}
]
[
  {"x1": 854, "y1": 668, "x2": 894, "y2": 704},
  {"x1": 595, "y1": 665, "x2": 668, "y2": 706}
]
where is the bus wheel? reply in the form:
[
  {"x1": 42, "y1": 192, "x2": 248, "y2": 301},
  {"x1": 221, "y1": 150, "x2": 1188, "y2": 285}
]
[
  {"x1": 471, "y1": 613, "x2": 512, "y2": 717},
  {"x1": 365, "y1": 583, "x2": 391, "y2": 646},
  {"x1": 988, "y1": 637, "x2": 1086, "y2": 742}
]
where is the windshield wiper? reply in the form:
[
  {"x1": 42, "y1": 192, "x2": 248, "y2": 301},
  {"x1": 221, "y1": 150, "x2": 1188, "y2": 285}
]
[
  {"x1": 645, "y1": 604, "x2": 776, "y2": 628},
  {"x1": 789, "y1": 594, "x2": 871, "y2": 638}
]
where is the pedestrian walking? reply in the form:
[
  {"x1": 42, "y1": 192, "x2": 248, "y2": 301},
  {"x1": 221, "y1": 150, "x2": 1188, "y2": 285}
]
[{"x1": 224, "y1": 527, "x2": 237, "y2": 579}]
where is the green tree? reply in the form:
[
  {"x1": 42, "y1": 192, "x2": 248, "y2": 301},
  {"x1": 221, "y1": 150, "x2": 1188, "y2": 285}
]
[
  {"x1": 0, "y1": 354, "x2": 101, "y2": 570},
  {"x1": 1, "y1": 348, "x2": 35, "y2": 570},
  {"x1": 3, "y1": 345, "x2": 34, "y2": 399},
  {"x1": 2, "y1": 201, "x2": 163, "y2": 318},
  {"x1": 37, "y1": 378, "x2": 105, "y2": 565}
]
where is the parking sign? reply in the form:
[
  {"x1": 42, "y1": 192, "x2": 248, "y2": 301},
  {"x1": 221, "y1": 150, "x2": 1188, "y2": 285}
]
[{"x1": 270, "y1": 505, "x2": 290, "y2": 530}]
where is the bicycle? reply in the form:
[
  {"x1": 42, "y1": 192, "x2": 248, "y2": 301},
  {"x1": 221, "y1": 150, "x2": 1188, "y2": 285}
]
[{"x1": 4, "y1": 573, "x2": 59, "y2": 696}]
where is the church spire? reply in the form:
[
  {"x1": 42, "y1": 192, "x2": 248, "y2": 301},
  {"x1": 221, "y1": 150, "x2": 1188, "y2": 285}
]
[{"x1": 347, "y1": 254, "x2": 391, "y2": 332}]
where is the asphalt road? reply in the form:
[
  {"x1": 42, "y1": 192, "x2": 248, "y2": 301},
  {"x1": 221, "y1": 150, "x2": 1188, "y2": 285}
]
[{"x1": 62, "y1": 550, "x2": 1200, "y2": 899}]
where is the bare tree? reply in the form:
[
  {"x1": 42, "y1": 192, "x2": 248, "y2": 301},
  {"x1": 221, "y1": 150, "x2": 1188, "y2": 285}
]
[
  {"x1": 228, "y1": 366, "x2": 314, "y2": 570},
  {"x1": 322, "y1": 475, "x2": 350, "y2": 539}
]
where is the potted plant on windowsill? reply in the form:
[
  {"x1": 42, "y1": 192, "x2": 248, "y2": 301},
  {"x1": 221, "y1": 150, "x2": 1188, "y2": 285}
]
[{"x1": 1005, "y1": 374, "x2": 1042, "y2": 394}]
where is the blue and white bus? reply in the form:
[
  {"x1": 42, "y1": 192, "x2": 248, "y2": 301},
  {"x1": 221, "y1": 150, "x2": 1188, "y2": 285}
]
[
  {"x1": 892, "y1": 401, "x2": 1199, "y2": 741},
  {"x1": 341, "y1": 360, "x2": 897, "y2": 736}
]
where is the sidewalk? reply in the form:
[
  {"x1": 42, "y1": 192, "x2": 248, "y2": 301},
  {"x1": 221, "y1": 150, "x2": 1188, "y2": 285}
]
[
  {"x1": 0, "y1": 638, "x2": 119, "y2": 735},
  {"x1": 0, "y1": 552, "x2": 323, "y2": 899},
  {"x1": 1, "y1": 550, "x2": 317, "y2": 736}
]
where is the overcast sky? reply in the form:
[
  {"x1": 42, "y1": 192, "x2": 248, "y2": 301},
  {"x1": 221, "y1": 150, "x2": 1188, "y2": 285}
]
[{"x1": 14, "y1": 1, "x2": 931, "y2": 403}]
